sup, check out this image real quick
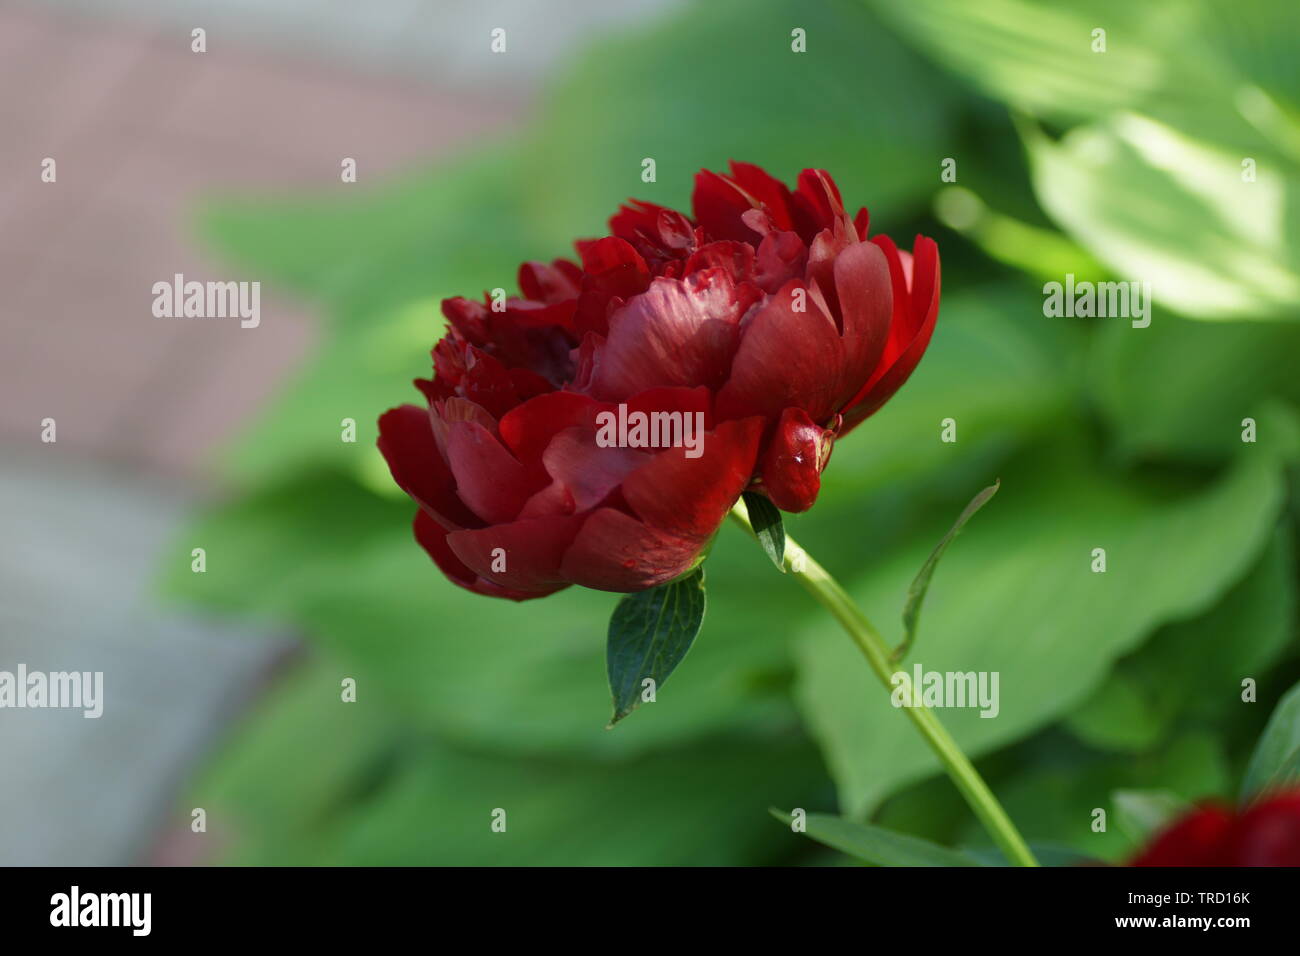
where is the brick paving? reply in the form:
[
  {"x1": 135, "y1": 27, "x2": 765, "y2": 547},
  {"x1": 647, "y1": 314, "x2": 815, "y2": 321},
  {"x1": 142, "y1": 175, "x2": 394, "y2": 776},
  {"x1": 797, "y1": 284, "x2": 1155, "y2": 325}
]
[
  {"x1": 0, "y1": 1, "x2": 522, "y2": 476},
  {"x1": 0, "y1": 0, "x2": 527, "y2": 864}
]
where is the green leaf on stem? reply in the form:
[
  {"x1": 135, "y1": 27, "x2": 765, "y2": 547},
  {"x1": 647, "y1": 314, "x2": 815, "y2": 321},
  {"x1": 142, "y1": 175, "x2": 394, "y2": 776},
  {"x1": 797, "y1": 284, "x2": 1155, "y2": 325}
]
[
  {"x1": 1241, "y1": 679, "x2": 1300, "y2": 803},
  {"x1": 606, "y1": 568, "x2": 707, "y2": 727},
  {"x1": 770, "y1": 809, "x2": 984, "y2": 866},
  {"x1": 894, "y1": 480, "x2": 1000, "y2": 662},
  {"x1": 742, "y1": 492, "x2": 786, "y2": 572}
]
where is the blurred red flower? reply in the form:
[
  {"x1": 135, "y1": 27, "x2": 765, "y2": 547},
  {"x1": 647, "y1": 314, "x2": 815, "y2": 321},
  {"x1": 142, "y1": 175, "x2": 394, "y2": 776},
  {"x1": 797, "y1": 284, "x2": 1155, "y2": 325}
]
[
  {"x1": 1129, "y1": 790, "x2": 1300, "y2": 866},
  {"x1": 379, "y1": 162, "x2": 939, "y2": 599}
]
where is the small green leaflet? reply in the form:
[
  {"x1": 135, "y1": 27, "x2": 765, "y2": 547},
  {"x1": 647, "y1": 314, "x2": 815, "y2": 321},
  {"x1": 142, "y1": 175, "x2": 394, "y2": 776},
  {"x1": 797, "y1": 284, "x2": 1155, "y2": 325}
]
[
  {"x1": 742, "y1": 491, "x2": 786, "y2": 571},
  {"x1": 606, "y1": 567, "x2": 706, "y2": 727},
  {"x1": 770, "y1": 809, "x2": 984, "y2": 866},
  {"x1": 893, "y1": 480, "x2": 1000, "y2": 663}
]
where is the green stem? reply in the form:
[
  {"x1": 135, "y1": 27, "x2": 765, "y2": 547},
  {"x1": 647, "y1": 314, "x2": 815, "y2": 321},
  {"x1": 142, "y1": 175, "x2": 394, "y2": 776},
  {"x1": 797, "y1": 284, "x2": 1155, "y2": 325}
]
[{"x1": 729, "y1": 501, "x2": 1038, "y2": 868}]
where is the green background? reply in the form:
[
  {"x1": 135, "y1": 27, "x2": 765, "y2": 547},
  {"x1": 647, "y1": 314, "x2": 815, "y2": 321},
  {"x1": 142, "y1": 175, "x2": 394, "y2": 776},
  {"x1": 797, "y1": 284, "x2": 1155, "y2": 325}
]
[{"x1": 162, "y1": 0, "x2": 1300, "y2": 864}]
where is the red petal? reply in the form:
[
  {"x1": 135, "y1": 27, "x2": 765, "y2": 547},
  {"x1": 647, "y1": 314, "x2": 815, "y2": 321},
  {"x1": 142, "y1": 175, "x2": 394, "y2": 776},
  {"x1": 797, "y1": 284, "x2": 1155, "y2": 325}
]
[
  {"x1": 692, "y1": 168, "x2": 763, "y2": 243},
  {"x1": 790, "y1": 168, "x2": 850, "y2": 243},
  {"x1": 714, "y1": 278, "x2": 846, "y2": 425},
  {"x1": 541, "y1": 426, "x2": 650, "y2": 512},
  {"x1": 728, "y1": 161, "x2": 797, "y2": 232},
  {"x1": 1227, "y1": 792, "x2": 1300, "y2": 866},
  {"x1": 574, "y1": 236, "x2": 652, "y2": 338},
  {"x1": 621, "y1": 416, "x2": 764, "y2": 538},
  {"x1": 684, "y1": 240, "x2": 756, "y2": 284},
  {"x1": 444, "y1": 512, "x2": 583, "y2": 597},
  {"x1": 442, "y1": 417, "x2": 537, "y2": 524},
  {"x1": 377, "y1": 405, "x2": 479, "y2": 530},
  {"x1": 497, "y1": 390, "x2": 600, "y2": 462},
  {"x1": 841, "y1": 235, "x2": 940, "y2": 428},
  {"x1": 756, "y1": 407, "x2": 836, "y2": 513},
  {"x1": 518, "y1": 259, "x2": 581, "y2": 303},
  {"x1": 584, "y1": 270, "x2": 751, "y2": 401},
  {"x1": 753, "y1": 230, "x2": 808, "y2": 294},
  {"x1": 558, "y1": 507, "x2": 703, "y2": 592},
  {"x1": 831, "y1": 239, "x2": 893, "y2": 397},
  {"x1": 1130, "y1": 804, "x2": 1234, "y2": 866},
  {"x1": 413, "y1": 509, "x2": 560, "y2": 601}
]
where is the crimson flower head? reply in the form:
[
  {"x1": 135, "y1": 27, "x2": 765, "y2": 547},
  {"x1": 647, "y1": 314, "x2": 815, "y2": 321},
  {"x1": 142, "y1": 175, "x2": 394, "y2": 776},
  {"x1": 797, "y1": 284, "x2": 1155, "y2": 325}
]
[
  {"x1": 1129, "y1": 790, "x2": 1300, "y2": 866},
  {"x1": 378, "y1": 162, "x2": 940, "y2": 600}
]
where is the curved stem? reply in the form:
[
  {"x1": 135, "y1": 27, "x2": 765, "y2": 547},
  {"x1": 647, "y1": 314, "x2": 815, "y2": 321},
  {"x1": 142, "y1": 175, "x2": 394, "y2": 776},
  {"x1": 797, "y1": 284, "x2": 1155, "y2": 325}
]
[{"x1": 729, "y1": 502, "x2": 1038, "y2": 868}]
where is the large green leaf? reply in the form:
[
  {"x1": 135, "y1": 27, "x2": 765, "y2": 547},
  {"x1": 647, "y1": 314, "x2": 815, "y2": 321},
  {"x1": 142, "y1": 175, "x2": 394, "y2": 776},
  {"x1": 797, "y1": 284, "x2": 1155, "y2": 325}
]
[
  {"x1": 772, "y1": 810, "x2": 984, "y2": 867},
  {"x1": 1066, "y1": 531, "x2": 1296, "y2": 753},
  {"x1": 194, "y1": 657, "x2": 830, "y2": 866},
  {"x1": 1024, "y1": 114, "x2": 1300, "y2": 321},
  {"x1": 1089, "y1": 317, "x2": 1300, "y2": 462},
  {"x1": 869, "y1": 0, "x2": 1277, "y2": 151},
  {"x1": 794, "y1": 441, "x2": 1285, "y2": 816}
]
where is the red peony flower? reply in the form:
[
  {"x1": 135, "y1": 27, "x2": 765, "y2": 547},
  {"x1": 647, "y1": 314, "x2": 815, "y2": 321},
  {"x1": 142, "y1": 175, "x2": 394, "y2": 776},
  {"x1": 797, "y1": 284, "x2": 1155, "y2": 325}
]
[
  {"x1": 1129, "y1": 789, "x2": 1300, "y2": 866},
  {"x1": 378, "y1": 162, "x2": 940, "y2": 600}
]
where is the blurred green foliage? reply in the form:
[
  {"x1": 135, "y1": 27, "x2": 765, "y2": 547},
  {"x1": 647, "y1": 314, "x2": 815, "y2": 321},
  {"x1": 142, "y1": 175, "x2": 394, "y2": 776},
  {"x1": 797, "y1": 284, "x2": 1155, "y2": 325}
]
[{"x1": 168, "y1": 0, "x2": 1299, "y2": 864}]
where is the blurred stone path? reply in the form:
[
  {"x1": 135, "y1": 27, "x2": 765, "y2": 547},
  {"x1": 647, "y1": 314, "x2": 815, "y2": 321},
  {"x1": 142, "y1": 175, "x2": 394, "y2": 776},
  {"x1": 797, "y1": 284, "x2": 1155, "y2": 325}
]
[{"x1": 0, "y1": 0, "x2": 672, "y2": 864}]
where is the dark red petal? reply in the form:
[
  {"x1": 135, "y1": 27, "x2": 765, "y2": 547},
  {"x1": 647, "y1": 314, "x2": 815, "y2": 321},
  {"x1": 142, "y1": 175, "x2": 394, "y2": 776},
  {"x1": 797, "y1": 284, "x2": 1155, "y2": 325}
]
[
  {"x1": 621, "y1": 416, "x2": 764, "y2": 538},
  {"x1": 377, "y1": 405, "x2": 479, "y2": 530},
  {"x1": 412, "y1": 509, "x2": 558, "y2": 601},
  {"x1": 584, "y1": 270, "x2": 751, "y2": 401},
  {"x1": 790, "y1": 168, "x2": 849, "y2": 242},
  {"x1": 753, "y1": 229, "x2": 808, "y2": 294},
  {"x1": 428, "y1": 396, "x2": 497, "y2": 460},
  {"x1": 841, "y1": 235, "x2": 940, "y2": 428},
  {"x1": 518, "y1": 259, "x2": 581, "y2": 303},
  {"x1": 574, "y1": 236, "x2": 652, "y2": 338},
  {"x1": 625, "y1": 385, "x2": 714, "y2": 430},
  {"x1": 442, "y1": 418, "x2": 537, "y2": 524},
  {"x1": 445, "y1": 512, "x2": 583, "y2": 596},
  {"x1": 558, "y1": 507, "x2": 704, "y2": 592},
  {"x1": 728, "y1": 161, "x2": 797, "y2": 232},
  {"x1": 756, "y1": 407, "x2": 837, "y2": 513},
  {"x1": 831, "y1": 239, "x2": 893, "y2": 397},
  {"x1": 441, "y1": 296, "x2": 489, "y2": 343},
  {"x1": 1130, "y1": 804, "x2": 1234, "y2": 866},
  {"x1": 541, "y1": 426, "x2": 650, "y2": 512},
  {"x1": 684, "y1": 240, "x2": 756, "y2": 285},
  {"x1": 1227, "y1": 791, "x2": 1300, "y2": 866},
  {"x1": 460, "y1": 346, "x2": 523, "y2": 419},
  {"x1": 497, "y1": 390, "x2": 600, "y2": 463},
  {"x1": 692, "y1": 168, "x2": 762, "y2": 243},
  {"x1": 714, "y1": 278, "x2": 846, "y2": 425},
  {"x1": 853, "y1": 207, "x2": 871, "y2": 240},
  {"x1": 609, "y1": 199, "x2": 670, "y2": 245}
]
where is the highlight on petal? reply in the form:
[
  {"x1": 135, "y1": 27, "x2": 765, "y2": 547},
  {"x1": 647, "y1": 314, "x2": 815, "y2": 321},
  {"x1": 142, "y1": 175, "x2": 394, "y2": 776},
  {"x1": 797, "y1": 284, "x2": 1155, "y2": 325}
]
[{"x1": 584, "y1": 269, "x2": 754, "y2": 401}]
